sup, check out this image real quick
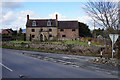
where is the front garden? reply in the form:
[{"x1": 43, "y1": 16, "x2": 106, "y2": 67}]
[{"x1": 9, "y1": 40, "x2": 104, "y2": 46}]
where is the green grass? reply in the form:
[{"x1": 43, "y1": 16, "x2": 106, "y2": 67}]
[
  {"x1": 9, "y1": 40, "x2": 103, "y2": 46},
  {"x1": 42, "y1": 40, "x2": 103, "y2": 46},
  {"x1": 9, "y1": 40, "x2": 30, "y2": 43}
]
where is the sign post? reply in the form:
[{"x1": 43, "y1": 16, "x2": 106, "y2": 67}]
[{"x1": 109, "y1": 34, "x2": 119, "y2": 58}]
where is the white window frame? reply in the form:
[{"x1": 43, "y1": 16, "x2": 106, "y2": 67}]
[
  {"x1": 47, "y1": 20, "x2": 51, "y2": 26},
  {"x1": 32, "y1": 21, "x2": 36, "y2": 26}
]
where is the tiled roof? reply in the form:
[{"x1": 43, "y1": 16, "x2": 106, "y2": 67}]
[
  {"x1": 26, "y1": 19, "x2": 57, "y2": 27},
  {"x1": 58, "y1": 21, "x2": 79, "y2": 29},
  {"x1": 26, "y1": 19, "x2": 79, "y2": 29},
  {"x1": 5, "y1": 29, "x2": 13, "y2": 33}
]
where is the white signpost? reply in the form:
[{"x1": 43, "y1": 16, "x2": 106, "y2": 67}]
[{"x1": 109, "y1": 34, "x2": 119, "y2": 58}]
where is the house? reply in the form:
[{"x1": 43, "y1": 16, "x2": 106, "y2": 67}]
[
  {"x1": 26, "y1": 14, "x2": 79, "y2": 41},
  {"x1": 2, "y1": 29, "x2": 17, "y2": 41},
  {"x1": 2, "y1": 29, "x2": 14, "y2": 36}
]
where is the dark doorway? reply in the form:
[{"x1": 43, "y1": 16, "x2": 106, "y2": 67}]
[{"x1": 40, "y1": 34, "x2": 43, "y2": 41}]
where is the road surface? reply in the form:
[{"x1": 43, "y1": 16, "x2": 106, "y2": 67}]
[{"x1": 1, "y1": 48, "x2": 118, "y2": 78}]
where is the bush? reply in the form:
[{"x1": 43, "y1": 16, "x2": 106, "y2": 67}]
[{"x1": 88, "y1": 37, "x2": 92, "y2": 41}]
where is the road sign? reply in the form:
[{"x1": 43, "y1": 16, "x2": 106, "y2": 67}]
[
  {"x1": 109, "y1": 34, "x2": 119, "y2": 58},
  {"x1": 109, "y1": 34, "x2": 119, "y2": 44}
]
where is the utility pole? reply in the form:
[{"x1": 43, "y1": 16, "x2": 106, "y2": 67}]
[
  {"x1": 94, "y1": 20, "x2": 96, "y2": 42},
  {"x1": 103, "y1": 27, "x2": 107, "y2": 52}
]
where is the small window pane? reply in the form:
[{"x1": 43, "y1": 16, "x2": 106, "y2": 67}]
[
  {"x1": 60, "y1": 29, "x2": 64, "y2": 32},
  {"x1": 72, "y1": 29, "x2": 75, "y2": 32}
]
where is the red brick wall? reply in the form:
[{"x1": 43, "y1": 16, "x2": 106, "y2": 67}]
[{"x1": 58, "y1": 28, "x2": 79, "y2": 39}]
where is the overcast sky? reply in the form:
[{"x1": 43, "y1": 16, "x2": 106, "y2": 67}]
[{"x1": 0, "y1": 0, "x2": 119, "y2": 30}]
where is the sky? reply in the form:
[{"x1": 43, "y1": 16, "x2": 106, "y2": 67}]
[{"x1": 0, "y1": 0, "x2": 119, "y2": 31}]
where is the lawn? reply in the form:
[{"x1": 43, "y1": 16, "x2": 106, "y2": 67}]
[
  {"x1": 42, "y1": 40, "x2": 103, "y2": 46},
  {"x1": 9, "y1": 40, "x2": 103, "y2": 46},
  {"x1": 9, "y1": 40, "x2": 30, "y2": 43}
]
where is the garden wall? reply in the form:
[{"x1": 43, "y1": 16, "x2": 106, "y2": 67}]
[{"x1": 2, "y1": 42, "x2": 104, "y2": 54}]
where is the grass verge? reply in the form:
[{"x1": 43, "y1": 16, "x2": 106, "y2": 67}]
[{"x1": 2, "y1": 44, "x2": 110, "y2": 58}]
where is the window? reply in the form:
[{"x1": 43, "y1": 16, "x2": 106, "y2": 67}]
[
  {"x1": 47, "y1": 20, "x2": 51, "y2": 26},
  {"x1": 32, "y1": 21, "x2": 36, "y2": 26},
  {"x1": 60, "y1": 29, "x2": 64, "y2": 32},
  {"x1": 31, "y1": 29, "x2": 35, "y2": 32},
  {"x1": 32, "y1": 35, "x2": 35, "y2": 38},
  {"x1": 49, "y1": 29, "x2": 52, "y2": 32},
  {"x1": 72, "y1": 29, "x2": 75, "y2": 32},
  {"x1": 49, "y1": 35, "x2": 52, "y2": 37},
  {"x1": 62, "y1": 35, "x2": 66, "y2": 37},
  {"x1": 40, "y1": 29, "x2": 43, "y2": 32}
]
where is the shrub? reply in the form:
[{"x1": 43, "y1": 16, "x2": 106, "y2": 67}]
[{"x1": 88, "y1": 37, "x2": 92, "y2": 41}]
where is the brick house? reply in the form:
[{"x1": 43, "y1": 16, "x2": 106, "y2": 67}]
[
  {"x1": 26, "y1": 14, "x2": 79, "y2": 41},
  {"x1": 2, "y1": 29, "x2": 13, "y2": 36},
  {"x1": 2, "y1": 29, "x2": 17, "y2": 41}
]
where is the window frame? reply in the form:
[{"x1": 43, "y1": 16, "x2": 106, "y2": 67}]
[
  {"x1": 49, "y1": 29, "x2": 52, "y2": 32},
  {"x1": 72, "y1": 29, "x2": 76, "y2": 32},
  {"x1": 40, "y1": 29, "x2": 43, "y2": 32},
  {"x1": 31, "y1": 29, "x2": 35, "y2": 32},
  {"x1": 32, "y1": 35, "x2": 35, "y2": 38},
  {"x1": 47, "y1": 20, "x2": 51, "y2": 26},
  {"x1": 32, "y1": 21, "x2": 36, "y2": 26},
  {"x1": 60, "y1": 29, "x2": 64, "y2": 32},
  {"x1": 62, "y1": 35, "x2": 66, "y2": 37},
  {"x1": 49, "y1": 34, "x2": 52, "y2": 37}
]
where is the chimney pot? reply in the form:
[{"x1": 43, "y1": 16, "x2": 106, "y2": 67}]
[
  {"x1": 27, "y1": 15, "x2": 29, "y2": 20},
  {"x1": 56, "y1": 14, "x2": 58, "y2": 20}
]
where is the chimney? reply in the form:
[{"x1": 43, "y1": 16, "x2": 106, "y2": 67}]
[
  {"x1": 27, "y1": 15, "x2": 29, "y2": 20},
  {"x1": 56, "y1": 14, "x2": 58, "y2": 21}
]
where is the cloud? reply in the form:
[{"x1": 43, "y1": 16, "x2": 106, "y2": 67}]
[
  {"x1": 2, "y1": 0, "x2": 27, "y2": 2},
  {"x1": 78, "y1": 15, "x2": 104, "y2": 30},
  {"x1": 2, "y1": 2, "x2": 23, "y2": 10},
  {"x1": 48, "y1": 12, "x2": 67, "y2": 19},
  {"x1": 1, "y1": 10, "x2": 101, "y2": 30},
  {"x1": 2, "y1": 0, "x2": 119, "y2": 2},
  {"x1": 1, "y1": 10, "x2": 40, "y2": 30}
]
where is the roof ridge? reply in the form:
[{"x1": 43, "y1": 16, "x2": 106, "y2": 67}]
[{"x1": 29, "y1": 19, "x2": 56, "y2": 20}]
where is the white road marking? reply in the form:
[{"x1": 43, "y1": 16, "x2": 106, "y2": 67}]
[{"x1": 0, "y1": 63, "x2": 13, "y2": 72}]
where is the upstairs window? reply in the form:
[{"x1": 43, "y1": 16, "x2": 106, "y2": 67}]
[
  {"x1": 47, "y1": 20, "x2": 51, "y2": 26},
  {"x1": 72, "y1": 29, "x2": 75, "y2": 32},
  {"x1": 32, "y1": 21, "x2": 36, "y2": 26},
  {"x1": 60, "y1": 29, "x2": 64, "y2": 32},
  {"x1": 31, "y1": 29, "x2": 35, "y2": 32},
  {"x1": 40, "y1": 29, "x2": 43, "y2": 32}
]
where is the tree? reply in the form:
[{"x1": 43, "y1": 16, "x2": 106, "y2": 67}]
[
  {"x1": 79, "y1": 22, "x2": 91, "y2": 37},
  {"x1": 93, "y1": 28, "x2": 104, "y2": 37},
  {"x1": 83, "y1": 0, "x2": 119, "y2": 30},
  {"x1": 19, "y1": 28, "x2": 23, "y2": 35},
  {"x1": 83, "y1": 0, "x2": 119, "y2": 52}
]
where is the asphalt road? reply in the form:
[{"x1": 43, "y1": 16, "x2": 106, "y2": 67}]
[{"x1": 1, "y1": 48, "x2": 118, "y2": 78}]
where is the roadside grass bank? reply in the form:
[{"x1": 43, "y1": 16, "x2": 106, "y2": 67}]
[
  {"x1": 2, "y1": 44, "x2": 114, "y2": 58},
  {"x1": 9, "y1": 40, "x2": 104, "y2": 46},
  {"x1": 9, "y1": 40, "x2": 30, "y2": 43}
]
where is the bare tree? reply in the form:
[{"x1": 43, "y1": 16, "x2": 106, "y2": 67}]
[
  {"x1": 83, "y1": 0, "x2": 119, "y2": 30},
  {"x1": 83, "y1": 0, "x2": 119, "y2": 52}
]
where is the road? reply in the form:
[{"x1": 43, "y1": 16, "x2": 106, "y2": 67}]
[{"x1": 1, "y1": 48, "x2": 118, "y2": 78}]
